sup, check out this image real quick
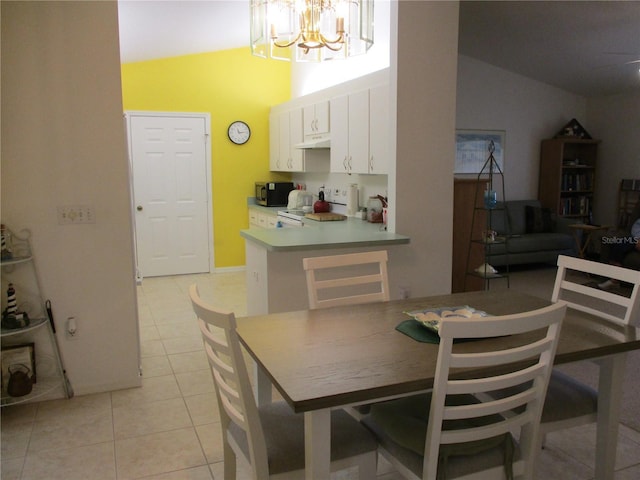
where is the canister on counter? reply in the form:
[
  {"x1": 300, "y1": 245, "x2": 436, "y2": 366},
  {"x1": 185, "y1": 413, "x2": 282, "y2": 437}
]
[{"x1": 367, "y1": 196, "x2": 383, "y2": 223}]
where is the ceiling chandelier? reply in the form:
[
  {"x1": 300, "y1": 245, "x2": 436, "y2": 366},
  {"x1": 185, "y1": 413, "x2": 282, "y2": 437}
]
[{"x1": 250, "y1": 0, "x2": 374, "y2": 62}]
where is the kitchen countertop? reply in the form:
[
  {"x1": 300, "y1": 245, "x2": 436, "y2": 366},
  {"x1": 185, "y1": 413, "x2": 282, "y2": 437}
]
[{"x1": 242, "y1": 205, "x2": 410, "y2": 252}]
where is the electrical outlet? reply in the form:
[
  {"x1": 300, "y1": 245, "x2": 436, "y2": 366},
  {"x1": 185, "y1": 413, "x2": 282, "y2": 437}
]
[
  {"x1": 66, "y1": 317, "x2": 79, "y2": 340},
  {"x1": 57, "y1": 205, "x2": 95, "y2": 225},
  {"x1": 399, "y1": 286, "x2": 411, "y2": 299}
]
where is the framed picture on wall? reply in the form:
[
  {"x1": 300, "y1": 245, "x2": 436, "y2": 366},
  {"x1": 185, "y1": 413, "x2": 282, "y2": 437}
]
[{"x1": 455, "y1": 130, "x2": 505, "y2": 174}]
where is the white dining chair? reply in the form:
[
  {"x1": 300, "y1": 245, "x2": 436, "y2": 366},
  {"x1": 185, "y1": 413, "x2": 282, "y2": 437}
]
[
  {"x1": 551, "y1": 254, "x2": 640, "y2": 326},
  {"x1": 189, "y1": 284, "x2": 378, "y2": 480},
  {"x1": 303, "y1": 250, "x2": 390, "y2": 309},
  {"x1": 362, "y1": 302, "x2": 566, "y2": 480},
  {"x1": 538, "y1": 255, "x2": 640, "y2": 442},
  {"x1": 303, "y1": 250, "x2": 390, "y2": 417}
]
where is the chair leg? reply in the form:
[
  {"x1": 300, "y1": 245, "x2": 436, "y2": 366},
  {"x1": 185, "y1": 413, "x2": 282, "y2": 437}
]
[
  {"x1": 539, "y1": 432, "x2": 547, "y2": 449},
  {"x1": 357, "y1": 451, "x2": 378, "y2": 479},
  {"x1": 223, "y1": 440, "x2": 237, "y2": 480}
]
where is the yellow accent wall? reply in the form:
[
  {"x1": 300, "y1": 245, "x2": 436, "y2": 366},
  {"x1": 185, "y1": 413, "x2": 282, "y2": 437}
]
[{"x1": 121, "y1": 47, "x2": 291, "y2": 268}]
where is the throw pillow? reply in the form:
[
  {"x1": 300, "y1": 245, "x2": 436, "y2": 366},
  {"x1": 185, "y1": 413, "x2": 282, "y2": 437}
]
[{"x1": 525, "y1": 206, "x2": 555, "y2": 233}]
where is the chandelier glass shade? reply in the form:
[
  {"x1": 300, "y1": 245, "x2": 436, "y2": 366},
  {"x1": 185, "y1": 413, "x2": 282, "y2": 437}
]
[{"x1": 250, "y1": 0, "x2": 374, "y2": 62}]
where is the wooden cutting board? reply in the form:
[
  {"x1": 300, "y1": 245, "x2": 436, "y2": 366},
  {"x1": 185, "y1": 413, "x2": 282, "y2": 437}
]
[{"x1": 304, "y1": 212, "x2": 347, "y2": 221}]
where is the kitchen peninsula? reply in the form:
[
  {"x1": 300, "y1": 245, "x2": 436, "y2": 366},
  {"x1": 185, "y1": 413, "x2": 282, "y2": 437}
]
[{"x1": 241, "y1": 207, "x2": 410, "y2": 315}]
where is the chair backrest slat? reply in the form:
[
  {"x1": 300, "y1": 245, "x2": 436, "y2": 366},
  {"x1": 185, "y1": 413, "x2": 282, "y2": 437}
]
[
  {"x1": 303, "y1": 250, "x2": 390, "y2": 309},
  {"x1": 552, "y1": 255, "x2": 640, "y2": 326}
]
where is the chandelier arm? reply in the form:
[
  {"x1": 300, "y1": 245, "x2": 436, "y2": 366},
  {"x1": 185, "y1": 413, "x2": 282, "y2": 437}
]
[
  {"x1": 319, "y1": 33, "x2": 345, "y2": 49},
  {"x1": 273, "y1": 32, "x2": 303, "y2": 49}
]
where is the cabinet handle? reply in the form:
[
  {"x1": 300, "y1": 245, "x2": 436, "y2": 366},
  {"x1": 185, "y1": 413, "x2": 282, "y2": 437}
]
[
  {"x1": 136, "y1": 205, "x2": 143, "y2": 211},
  {"x1": 343, "y1": 156, "x2": 348, "y2": 171},
  {"x1": 369, "y1": 156, "x2": 374, "y2": 171}
]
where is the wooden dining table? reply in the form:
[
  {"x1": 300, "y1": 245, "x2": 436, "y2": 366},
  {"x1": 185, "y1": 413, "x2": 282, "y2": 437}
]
[{"x1": 236, "y1": 289, "x2": 640, "y2": 480}]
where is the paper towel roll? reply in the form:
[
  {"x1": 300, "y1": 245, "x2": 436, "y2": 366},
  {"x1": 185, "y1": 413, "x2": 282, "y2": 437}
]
[{"x1": 346, "y1": 184, "x2": 358, "y2": 216}]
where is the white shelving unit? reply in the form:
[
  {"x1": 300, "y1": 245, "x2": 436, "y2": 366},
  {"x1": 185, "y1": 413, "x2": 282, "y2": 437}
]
[{"x1": 1, "y1": 228, "x2": 72, "y2": 406}]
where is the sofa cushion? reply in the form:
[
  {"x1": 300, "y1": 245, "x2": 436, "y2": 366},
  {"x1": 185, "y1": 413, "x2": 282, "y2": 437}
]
[
  {"x1": 509, "y1": 233, "x2": 574, "y2": 253},
  {"x1": 525, "y1": 206, "x2": 556, "y2": 233},
  {"x1": 490, "y1": 200, "x2": 543, "y2": 235},
  {"x1": 485, "y1": 233, "x2": 574, "y2": 256}
]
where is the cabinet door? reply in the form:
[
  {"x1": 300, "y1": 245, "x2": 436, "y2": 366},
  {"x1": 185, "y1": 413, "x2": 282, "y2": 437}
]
[
  {"x1": 314, "y1": 100, "x2": 330, "y2": 135},
  {"x1": 330, "y1": 95, "x2": 350, "y2": 173},
  {"x1": 269, "y1": 111, "x2": 281, "y2": 171},
  {"x1": 303, "y1": 105, "x2": 316, "y2": 137},
  {"x1": 274, "y1": 109, "x2": 304, "y2": 172},
  {"x1": 249, "y1": 210, "x2": 259, "y2": 226},
  {"x1": 276, "y1": 111, "x2": 290, "y2": 171},
  {"x1": 288, "y1": 108, "x2": 304, "y2": 171},
  {"x1": 369, "y1": 84, "x2": 389, "y2": 174},
  {"x1": 303, "y1": 101, "x2": 330, "y2": 137},
  {"x1": 348, "y1": 90, "x2": 370, "y2": 174},
  {"x1": 266, "y1": 215, "x2": 278, "y2": 228}
]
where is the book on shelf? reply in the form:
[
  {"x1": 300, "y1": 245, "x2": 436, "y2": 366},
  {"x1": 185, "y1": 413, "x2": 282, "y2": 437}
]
[
  {"x1": 562, "y1": 172, "x2": 593, "y2": 192},
  {"x1": 560, "y1": 195, "x2": 591, "y2": 216},
  {"x1": 621, "y1": 179, "x2": 640, "y2": 191}
]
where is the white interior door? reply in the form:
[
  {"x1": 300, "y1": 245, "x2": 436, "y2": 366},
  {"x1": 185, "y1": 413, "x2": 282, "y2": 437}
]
[{"x1": 128, "y1": 113, "x2": 212, "y2": 278}]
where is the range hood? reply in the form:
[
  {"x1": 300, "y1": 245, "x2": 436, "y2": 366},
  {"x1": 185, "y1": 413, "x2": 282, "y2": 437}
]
[{"x1": 294, "y1": 137, "x2": 331, "y2": 149}]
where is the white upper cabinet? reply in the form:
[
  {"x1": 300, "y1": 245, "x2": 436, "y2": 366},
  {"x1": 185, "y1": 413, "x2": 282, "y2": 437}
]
[
  {"x1": 270, "y1": 108, "x2": 303, "y2": 171},
  {"x1": 348, "y1": 90, "x2": 370, "y2": 173},
  {"x1": 330, "y1": 94, "x2": 349, "y2": 173},
  {"x1": 303, "y1": 100, "x2": 330, "y2": 138},
  {"x1": 269, "y1": 110, "x2": 280, "y2": 171},
  {"x1": 368, "y1": 84, "x2": 389, "y2": 174},
  {"x1": 330, "y1": 90, "x2": 372, "y2": 174},
  {"x1": 270, "y1": 77, "x2": 389, "y2": 175},
  {"x1": 270, "y1": 107, "x2": 329, "y2": 172}
]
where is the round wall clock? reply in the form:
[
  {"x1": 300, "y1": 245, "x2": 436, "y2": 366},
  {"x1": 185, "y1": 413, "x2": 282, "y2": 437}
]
[{"x1": 228, "y1": 121, "x2": 251, "y2": 145}]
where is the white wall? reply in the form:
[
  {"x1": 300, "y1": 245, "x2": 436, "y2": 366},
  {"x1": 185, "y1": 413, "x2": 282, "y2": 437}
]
[
  {"x1": 456, "y1": 55, "x2": 639, "y2": 225},
  {"x1": 291, "y1": 0, "x2": 391, "y2": 97},
  {"x1": 1, "y1": 2, "x2": 140, "y2": 395},
  {"x1": 388, "y1": 1, "x2": 459, "y2": 297},
  {"x1": 456, "y1": 55, "x2": 587, "y2": 200},
  {"x1": 587, "y1": 92, "x2": 640, "y2": 225}
]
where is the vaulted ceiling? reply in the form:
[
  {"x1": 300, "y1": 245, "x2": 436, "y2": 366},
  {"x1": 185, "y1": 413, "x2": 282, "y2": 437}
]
[{"x1": 117, "y1": 1, "x2": 640, "y2": 98}]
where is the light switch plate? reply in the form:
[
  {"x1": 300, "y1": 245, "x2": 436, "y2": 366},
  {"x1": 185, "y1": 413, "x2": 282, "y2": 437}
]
[{"x1": 57, "y1": 205, "x2": 95, "y2": 225}]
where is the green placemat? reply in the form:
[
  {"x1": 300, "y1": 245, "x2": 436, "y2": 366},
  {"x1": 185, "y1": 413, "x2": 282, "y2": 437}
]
[{"x1": 396, "y1": 319, "x2": 440, "y2": 344}]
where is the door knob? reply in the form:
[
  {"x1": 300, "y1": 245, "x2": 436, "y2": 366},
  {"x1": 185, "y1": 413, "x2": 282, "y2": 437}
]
[{"x1": 136, "y1": 205, "x2": 143, "y2": 211}]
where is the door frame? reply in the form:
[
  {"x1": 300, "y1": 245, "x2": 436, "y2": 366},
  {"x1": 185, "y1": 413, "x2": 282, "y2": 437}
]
[{"x1": 124, "y1": 111, "x2": 214, "y2": 281}]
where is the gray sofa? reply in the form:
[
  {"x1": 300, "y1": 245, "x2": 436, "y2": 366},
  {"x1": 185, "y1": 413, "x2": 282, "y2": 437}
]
[{"x1": 485, "y1": 200, "x2": 576, "y2": 267}]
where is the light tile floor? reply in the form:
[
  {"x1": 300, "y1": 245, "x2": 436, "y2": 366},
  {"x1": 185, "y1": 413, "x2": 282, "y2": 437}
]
[{"x1": 2, "y1": 267, "x2": 640, "y2": 479}]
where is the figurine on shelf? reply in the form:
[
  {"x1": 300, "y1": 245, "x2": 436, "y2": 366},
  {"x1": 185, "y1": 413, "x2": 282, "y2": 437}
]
[
  {"x1": 2, "y1": 283, "x2": 29, "y2": 330},
  {"x1": 1, "y1": 224, "x2": 13, "y2": 261},
  {"x1": 6, "y1": 283, "x2": 17, "y2": 315}
]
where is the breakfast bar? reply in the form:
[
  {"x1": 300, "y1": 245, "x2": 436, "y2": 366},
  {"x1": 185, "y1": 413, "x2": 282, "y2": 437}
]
[{"x1": 240, "y1": 213, "x2": 410, "y2": 315}]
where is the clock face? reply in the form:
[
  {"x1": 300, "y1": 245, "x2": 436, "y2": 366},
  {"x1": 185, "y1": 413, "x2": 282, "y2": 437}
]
[{"x1": 228, "y1": 121, "x2": 251, "y2": 145}]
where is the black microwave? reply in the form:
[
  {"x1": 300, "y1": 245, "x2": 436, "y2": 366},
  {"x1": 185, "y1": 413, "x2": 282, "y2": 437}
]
[{"x1": 255, "y1": 182, "x2": 294, "y2": 207}]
